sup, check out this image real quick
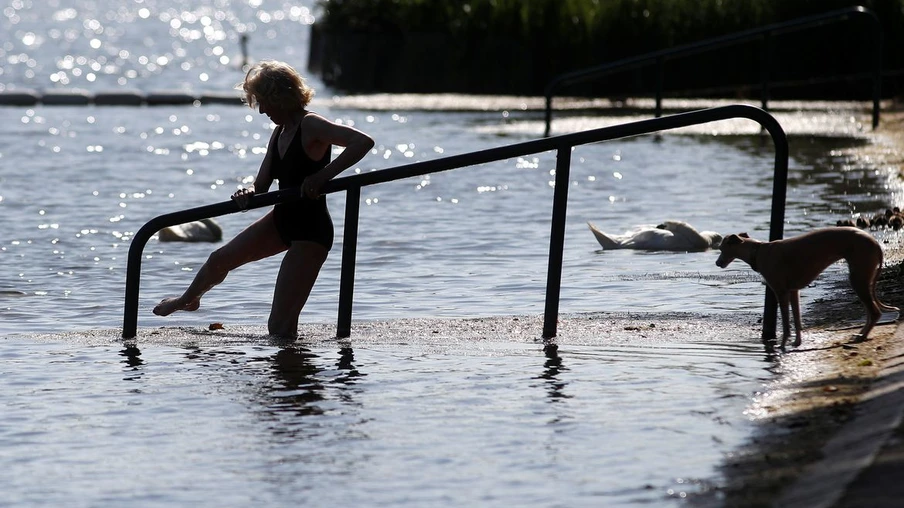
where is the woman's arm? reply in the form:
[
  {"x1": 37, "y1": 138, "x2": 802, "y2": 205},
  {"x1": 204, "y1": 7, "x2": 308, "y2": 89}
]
[{"x1": 300, "y1": 113, "x2": 375, "y2": 199}]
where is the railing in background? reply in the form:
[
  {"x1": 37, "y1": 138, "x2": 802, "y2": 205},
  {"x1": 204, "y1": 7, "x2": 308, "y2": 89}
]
[
  {"x1": 123, "y1": 104, "x2": 789, "y2": 342},
  {"x1": 543, "y1": 6, "x2": 882, "y2": 137}
]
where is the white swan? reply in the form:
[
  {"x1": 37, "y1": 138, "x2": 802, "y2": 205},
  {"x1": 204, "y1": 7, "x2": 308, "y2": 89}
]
[{"x1": 588, "y1": 220, "x2": 722, "y2": 251}]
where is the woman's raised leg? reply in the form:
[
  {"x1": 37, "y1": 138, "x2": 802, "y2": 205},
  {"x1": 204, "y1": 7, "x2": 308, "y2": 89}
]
[{"x1": 153, "y1": 211, "x2": 287, "y2": 316}]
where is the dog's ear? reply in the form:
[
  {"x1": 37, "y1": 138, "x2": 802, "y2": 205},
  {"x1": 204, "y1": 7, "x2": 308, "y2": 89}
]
[
  {"x1": 739, "y1": 232, "x2": 750, "y2": 238},
  {"x1": 722, "y1": 234, "x2": 743, "y2": 246}
]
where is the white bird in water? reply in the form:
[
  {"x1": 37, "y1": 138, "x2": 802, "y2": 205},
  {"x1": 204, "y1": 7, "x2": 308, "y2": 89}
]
[{"x1": 588, "y1": 220, "x2": 722, "y2": 251}]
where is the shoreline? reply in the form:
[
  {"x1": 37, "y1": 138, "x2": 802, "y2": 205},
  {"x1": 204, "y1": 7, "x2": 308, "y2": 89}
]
[{"x1": 688, "y1": 105, "x2": 904, "y2": 507}]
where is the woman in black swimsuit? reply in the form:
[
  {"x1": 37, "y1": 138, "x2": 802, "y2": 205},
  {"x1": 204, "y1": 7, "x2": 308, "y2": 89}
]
[{"x1": 153, "y1": 60, "x2": 374, "y2": 338}]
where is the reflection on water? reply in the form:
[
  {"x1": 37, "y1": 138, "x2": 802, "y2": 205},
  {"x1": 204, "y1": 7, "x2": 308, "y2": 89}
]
[
  {"x1": 0, "y1": 315, "x2": 780, "y2": 507},
  {"x1": 537, "y1": 342, "x2": 571, "y2": 401},
  {"x1": 120, "y1": 344, "x2": 144, "y2": 380},
  {"x1": 263, "y1": 347, "x2": 326, "y2": 416},
  {"x1": 260, "y1": 346, "x2": 362, "y2": 419}
]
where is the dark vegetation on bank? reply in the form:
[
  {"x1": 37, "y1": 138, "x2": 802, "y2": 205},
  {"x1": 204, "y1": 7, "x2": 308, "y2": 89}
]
[{"x1": 309, "y1": 0, "x2": 904, "y2": 99}]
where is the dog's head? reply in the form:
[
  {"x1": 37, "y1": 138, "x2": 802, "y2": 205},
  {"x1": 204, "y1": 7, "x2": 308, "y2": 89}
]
[{"x1": 715, "y1": 232, "x2": 750, "y2": 268}]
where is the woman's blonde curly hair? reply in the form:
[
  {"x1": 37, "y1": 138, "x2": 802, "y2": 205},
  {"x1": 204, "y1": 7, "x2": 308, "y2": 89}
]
[{"x1": 238, "y1": 60, "x2": 314, "y2": 111}]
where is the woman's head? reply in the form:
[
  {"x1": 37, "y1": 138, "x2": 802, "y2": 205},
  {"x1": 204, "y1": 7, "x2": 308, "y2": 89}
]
[{"x1": 239, "y1": 60, "x2": 314, "y2": 113}]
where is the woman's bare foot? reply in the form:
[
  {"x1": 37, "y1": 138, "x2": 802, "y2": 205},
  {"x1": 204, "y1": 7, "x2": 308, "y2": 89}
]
[{"x1": 153, "y1": 297, "x2": 200, "y2": 316}]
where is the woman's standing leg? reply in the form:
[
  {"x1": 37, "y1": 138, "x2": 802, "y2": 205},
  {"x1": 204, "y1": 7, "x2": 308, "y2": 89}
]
[
  {"x1": 267, "y1": 241, "x2": 329, "y2": 338},
  {"x1": 153, "y1": 211, "x2": 287, "y2": 316}
]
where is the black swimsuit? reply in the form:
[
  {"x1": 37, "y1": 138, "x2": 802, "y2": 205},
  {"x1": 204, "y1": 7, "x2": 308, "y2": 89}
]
[{"x1": 270, "y1": 118, "x2": 334, "y2": 250}]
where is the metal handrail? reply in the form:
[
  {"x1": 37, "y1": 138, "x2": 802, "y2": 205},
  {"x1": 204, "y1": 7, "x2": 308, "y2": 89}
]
[
  {"x1": 123, "y1": 104, "x2": 789, "y2": 341},
  {"x1": 543, "y1": 6, "x2": 882, "y2": 136}
]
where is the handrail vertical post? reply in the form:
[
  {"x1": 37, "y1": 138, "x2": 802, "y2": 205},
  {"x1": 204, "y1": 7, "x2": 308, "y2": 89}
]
[
  {"x1": 543, "y1": 145, "x2": 573, "y2": 338},
  {"x1": 337, "y1": 185, "x2": 362, "y2": 338},
  {"x1": 123, "y1": 235, "x2": 150, "y2": 338},
  {"x1": 762, "y1": 122, "x2": 790, "y2": 341},
  {"x1": 760, "y1": 32, "x2": 771, "y2": 111},
  {"x1": 544, "y1": 94, "x2": 553, "y2": 137},
  {"x1": 872, "y1": 24, "x2": 882, "y2": 129},
  {"x1": 762, "y1": 284, "x2": 779, "y2": 342},
  {"x1": 655, "y1": 57, "x2": 664, "y2": 118}
]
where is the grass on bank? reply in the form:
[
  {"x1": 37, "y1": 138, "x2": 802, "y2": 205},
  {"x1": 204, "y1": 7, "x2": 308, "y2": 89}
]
[
  {"x1": 315, "y1": 0, "x2": 903, "y2": 68},
  {"x1": 311, "y1": 0, "x2": 903, "y2": 96}
]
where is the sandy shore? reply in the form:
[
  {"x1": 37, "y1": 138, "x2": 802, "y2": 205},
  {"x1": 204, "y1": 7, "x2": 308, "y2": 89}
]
[{"x1": 684, "y1": 103, "x2": 904, "y2": 507}]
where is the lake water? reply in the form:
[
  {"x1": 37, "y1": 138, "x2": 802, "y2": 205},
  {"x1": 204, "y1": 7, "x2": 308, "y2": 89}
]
[{"x1": 0, "y1": 1, "x2": 898, "y2": 507}]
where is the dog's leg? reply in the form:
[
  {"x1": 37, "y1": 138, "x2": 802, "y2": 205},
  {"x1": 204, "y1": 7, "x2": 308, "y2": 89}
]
[
  {"x1": 870, "y1": 265, "x2": 901, "y2": 316},
  {"x1": 790, "y1": 289, "x2": 803, "y2": 347},
  {"x1": 853, "y1": 311, "x2": 878, "y2": 343},
  {"x1": 776, "y1": 290, "x2": 792, "y2": 350},
  {"x1": 849, "y1": 262, "x2": 882, "y2": 342}
]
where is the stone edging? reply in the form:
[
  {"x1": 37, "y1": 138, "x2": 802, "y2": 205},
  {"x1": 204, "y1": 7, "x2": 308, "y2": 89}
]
[{"x1": 0, "y1": 89, "x2": 243, "y2": 106}]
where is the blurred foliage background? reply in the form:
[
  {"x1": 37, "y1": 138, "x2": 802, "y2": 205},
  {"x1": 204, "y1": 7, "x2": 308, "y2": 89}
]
[{"x1": 309, "y1": 0, "x2": 904, "y2": 98}]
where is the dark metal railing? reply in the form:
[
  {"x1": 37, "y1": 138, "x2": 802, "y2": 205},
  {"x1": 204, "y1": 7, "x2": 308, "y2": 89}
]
[
  {"x1": 123, "y1": 104, "x2": 789, "y2": 341},
  {"x1": 543, "y1": 5, "x2": 882, "y2": 136}
]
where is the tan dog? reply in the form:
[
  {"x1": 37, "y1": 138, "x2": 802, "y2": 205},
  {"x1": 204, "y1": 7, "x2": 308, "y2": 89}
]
[{"x1": 715, "y1": 227, "x2": 898, "y2": 348}]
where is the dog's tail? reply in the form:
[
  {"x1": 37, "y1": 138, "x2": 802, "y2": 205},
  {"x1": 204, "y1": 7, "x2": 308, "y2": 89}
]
[
  {"x1": 878, "y1": 301, "x2": 900, "y2": 315},
  {"x1": 874, "y1": 255, "x2": 900, "y2": 317},
  {"x1": 588, "y1": 222, "x2": 621, "y2": 250},
  {"x1": 874, "y1": 280, "x2": 899, "y2": 316}
]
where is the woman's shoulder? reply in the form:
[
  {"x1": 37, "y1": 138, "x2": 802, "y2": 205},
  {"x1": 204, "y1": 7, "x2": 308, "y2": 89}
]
[
  {"x1": 301, "y1": 110, "x2": 328, "y2": 124},
  {"x1": 300, "y1": 111, "x2": 342, "y2": 136}
]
